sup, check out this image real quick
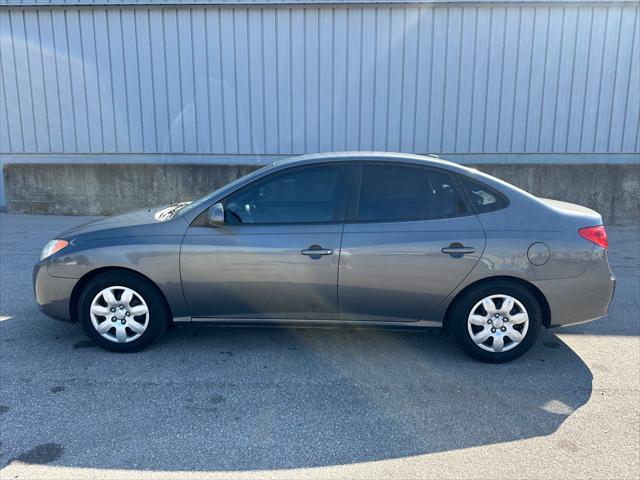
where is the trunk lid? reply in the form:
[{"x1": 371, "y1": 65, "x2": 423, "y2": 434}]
[{"x1": 537, "y1": 198, "x2": 603, "y2": 226}]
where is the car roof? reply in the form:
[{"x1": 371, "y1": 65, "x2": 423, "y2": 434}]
[{"x1": 271, "y1": 151, "x2": 467, "y2": 172}]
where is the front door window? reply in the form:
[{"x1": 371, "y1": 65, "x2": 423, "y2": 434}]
[{"x1": 224, "y1": 164, "x2": 348, "y2": 224}]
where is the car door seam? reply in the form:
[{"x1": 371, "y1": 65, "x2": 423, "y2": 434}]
[
  {"x1": 431, "y1": 215, "x2": 488, "y2": 315},
  {"x1": 336, "y1": 222, "x2": 346, "y2": 322},
  {"x1": 177, "y1": 225, "x2": 194, "y2": 321}
]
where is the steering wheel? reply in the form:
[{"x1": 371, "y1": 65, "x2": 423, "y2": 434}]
[
  {"x1": 226, "y1": 208, "x2": 243, "y2": 224},
  {"x1": 225, "y1": 197, "x2": 261, "y2": 224},
  {"x1": 225, "y1": 201, "x2": 251, "y2": 224}
]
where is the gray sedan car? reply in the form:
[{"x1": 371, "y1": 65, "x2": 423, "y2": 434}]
[{"x1": 34, "y1": 152, "x2": 615, "y2": 362}]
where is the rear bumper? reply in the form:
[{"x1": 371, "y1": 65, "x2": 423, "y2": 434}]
[
  {"x1": 33, "y1": 263, "x2": 77, "y2": 322},
  {"x1": 533, "y1": 249, "x2": 615, "y2": 328}
]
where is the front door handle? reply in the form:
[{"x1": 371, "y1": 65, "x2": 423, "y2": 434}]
[
  {"x1": 301, "y1": 245, "x2": 334, "y2": 258},
  {"x1": 442, "y1": 242, "x2": 476, "y2": 257}
]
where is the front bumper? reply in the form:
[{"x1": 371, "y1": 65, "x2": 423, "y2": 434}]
[
  {"x1": 533, "y1": 249, "x2": 616, "y2": 328},
  {"x1": 33, "y1": 263, "x2": 77, "y2": 322}
]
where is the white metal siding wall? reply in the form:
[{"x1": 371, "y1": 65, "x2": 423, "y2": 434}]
[{"x1": 1, "y1": 1, "x2": 639, "y2": 157}]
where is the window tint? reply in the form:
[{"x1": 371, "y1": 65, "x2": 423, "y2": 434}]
[
  {"x1": 224, "y1": 165, "x2": 346, "y2": 224},
  {"x1": 356, "y1": 164, "x2": 469, "y2": 222},
  {"x1": 458, "y1": 175, "x2": 509, "y2": 213}
]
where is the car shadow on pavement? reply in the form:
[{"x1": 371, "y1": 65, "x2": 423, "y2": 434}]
[{"x1": 1, "y1": 314, "x2": 593, "y2": 472}]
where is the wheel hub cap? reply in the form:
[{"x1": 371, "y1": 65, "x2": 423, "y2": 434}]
[
  {"x1": 466, "y1": 294, "x2": 529, "y2": 353},
  {"x1": 89, "y1": 286, "x2": 149, "y2": 344}
]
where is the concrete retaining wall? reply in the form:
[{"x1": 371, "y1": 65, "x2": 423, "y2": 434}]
[
  {"x1": 475, "y1": 163, "x2": 639, "y2": 226},
  {"x1": 3, "y1": 162, "x2": 638, "y2": 225},
  {"x1": 2, "y1": 163, "x2": 260, "y2": 216}
]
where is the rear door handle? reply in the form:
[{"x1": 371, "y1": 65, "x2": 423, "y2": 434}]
[
  {"x1": 441, "y1": 243, "x2": 476, "y2": 256},
  {"x1": 301, "y1": 245, "x2": 334, "y2": 257}
]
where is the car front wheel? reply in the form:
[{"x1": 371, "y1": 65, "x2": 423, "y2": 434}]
[
  {"x1": 78, "y1": 271, "x2": 168, "y2": 352},
  {"x1": 449, "y1": 282, "x2": 542, "y2": 363}
]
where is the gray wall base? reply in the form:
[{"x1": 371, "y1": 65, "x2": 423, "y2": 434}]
[{"x1": 3, "y1": 162, "x2": 639, "y2": 225}]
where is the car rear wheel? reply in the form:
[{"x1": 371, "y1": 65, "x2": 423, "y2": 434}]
[
  {"x1": 78, "y1": 271, "x2": 168, "y2": 352},
  {"x1": 449, "y1": 282, "x2": 542, "y2": 363}
]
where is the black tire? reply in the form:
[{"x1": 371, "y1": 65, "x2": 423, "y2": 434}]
[
  {"x1": 448, "y1": 281, "x2": 542, "y2": 363},
  {"x1": 77, "y1": 271, "x2": 169, "y2": 352}
]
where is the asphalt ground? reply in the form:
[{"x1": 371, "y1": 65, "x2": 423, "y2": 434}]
[{"x1": 0, "y1": 213, "x2": 638, "y2": 479}]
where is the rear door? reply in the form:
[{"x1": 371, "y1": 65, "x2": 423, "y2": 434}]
[{"x1": 338, "y1": 162, "x2": 486, "y2": 322}]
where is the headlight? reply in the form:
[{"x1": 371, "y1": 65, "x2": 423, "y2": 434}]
[{"x1": 41, "y1": 239, "x2": 69, "y2": 260}]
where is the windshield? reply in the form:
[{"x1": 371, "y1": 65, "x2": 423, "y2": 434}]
[{"x1": 176, "y1": 164, "x2": 274, "y2": 217}]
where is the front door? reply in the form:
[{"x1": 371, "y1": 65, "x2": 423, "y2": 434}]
[
  {"x1": 338, "y1": 163, "x2": 486, "y2": 322},
  {"x1": 180, "y1": 163, "x2": 352, "y2": 320}
]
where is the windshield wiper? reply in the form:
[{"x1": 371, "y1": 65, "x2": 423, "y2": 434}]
[{"x1": 154, "y1": 201, "x2": 192, "y2": 221}]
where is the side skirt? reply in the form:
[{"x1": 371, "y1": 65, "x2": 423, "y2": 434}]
[{"x1": 175, "y1": 317, "x2": 442, "y2": 330}]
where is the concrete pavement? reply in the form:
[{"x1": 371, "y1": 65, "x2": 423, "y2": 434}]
[{"x1": 0, "y1": 213, "x2": 638, "y2": 479}]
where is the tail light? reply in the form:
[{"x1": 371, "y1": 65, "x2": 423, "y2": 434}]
[{"x1": 578, "y1": 226, "x2": 608, "y2": 249}]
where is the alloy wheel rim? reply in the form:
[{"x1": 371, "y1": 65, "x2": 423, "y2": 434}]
[
  {"x1": 89, "y1": 286, "x2": 150, "y2": 343},
  {"x1": 467, "y1": 294, "x2": 529, "y2": 353}
]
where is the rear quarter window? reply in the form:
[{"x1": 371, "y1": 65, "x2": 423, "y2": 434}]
[{"x1": 458, "y1": 175, "x2": 510, "y2": 214}]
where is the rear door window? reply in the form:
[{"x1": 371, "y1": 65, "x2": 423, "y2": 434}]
[{"x1": 356, "y1": 164, "x2": 470, "y2": 222}]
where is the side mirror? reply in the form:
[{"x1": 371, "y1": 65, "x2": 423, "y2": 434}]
[{"x1": 206, "y1": 202, "x2": 225, "y2": 227}]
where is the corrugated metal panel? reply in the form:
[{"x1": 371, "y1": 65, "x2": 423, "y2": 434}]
[
  {"x1": 4, "y1": 1, "x2": 637, "y2": 6},
  {"x1": 1, "y1": 2, "x2": 638, "y2": 155}
]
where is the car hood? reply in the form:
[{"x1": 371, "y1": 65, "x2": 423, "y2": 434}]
[{"x1": 58, "y1": 205, "x2": 187, "y2": 240}]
